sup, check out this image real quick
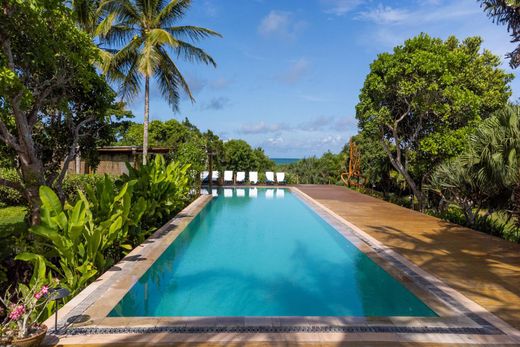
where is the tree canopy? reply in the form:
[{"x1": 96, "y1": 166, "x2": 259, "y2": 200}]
[
  {"x1": 0, "y1": 0, "x2": 120, "y2": 222},
  {"x1": 222, "y1": 140, "x2": 274, "y2": 173},
  {"x1": 356, "y1": 33, "x2": 512, "y2": 209}
]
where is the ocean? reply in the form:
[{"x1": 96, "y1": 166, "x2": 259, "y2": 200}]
[{"x1": 271, "y1": 158, "x2": 300, "y2": 165}]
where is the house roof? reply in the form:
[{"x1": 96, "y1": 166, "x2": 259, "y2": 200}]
[{"x1": 97, "y1": 146, "x2": 172, "y2": 154}]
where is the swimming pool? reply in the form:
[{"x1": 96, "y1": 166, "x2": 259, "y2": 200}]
[{"x1": 109, "y1": 188, "x2": 436, "y2": 317}]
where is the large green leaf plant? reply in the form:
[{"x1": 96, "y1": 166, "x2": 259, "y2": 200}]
[
  {"x1": 16, "y1": 179, "x2": 140, "y2": 296},
  {"x1": 120, "y1": 155, "x2": 190, "y2": 242}
]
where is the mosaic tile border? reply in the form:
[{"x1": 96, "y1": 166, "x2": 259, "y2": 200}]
[{"x1": 65, "y1": 325, "x2": 494, "y2": 335}]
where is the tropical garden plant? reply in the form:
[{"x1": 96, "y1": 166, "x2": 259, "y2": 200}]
[
  {"x1": 97, "y1": 0, "x2": 221, "y2": 164},
  {"x1": 16, "y1": 181, "x2": 139, "y2": 296},
  {"x1": 119, "y1": 155, "x2": 190, "y2": 242},
  {"x1": 428, "y1": 105, "x2": 520, "y2": 237},
  {"x1": 0, "y1": 280, "x2": 55, "y2": 343}
]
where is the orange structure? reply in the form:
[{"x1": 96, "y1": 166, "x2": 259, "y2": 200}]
[{"x1": 341, "y1": 138, "x2": 364, "y2": 187}]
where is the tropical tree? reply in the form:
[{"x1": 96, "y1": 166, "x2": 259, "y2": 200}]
[
  {"x1": 356, "y1": 33, "x2": 512, "y2": 210},
  {"x1": 223, "y1": 140, "x2": 255, "y2": 172},
  {"x1": 97, "y1": 0, "x2": 221, "y2": 164},
  {"x1": 479, "y1": 0, "x2": 520, "y2": 68},
  {"x1": 0, "y1": 0, "x2": 118, "y2": 223},
  {"x1": 429, "y1": 105, "x2": 520, "y2": 224}
]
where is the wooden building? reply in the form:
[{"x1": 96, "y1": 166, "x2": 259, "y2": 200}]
[{"x1": 68, "y1": 146, "x2": 171, "y2": 175}]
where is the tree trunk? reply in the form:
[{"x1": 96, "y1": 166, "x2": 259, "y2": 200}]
[
  {"x1": 18, "y1": 156, "x2": 44, "y2": 225},
  {"x1": 143, "y1": 76, "x2": 150, "y2": 165},
  {"x1": 382, "y1": 143, "x2": 425, "y2": 211}
]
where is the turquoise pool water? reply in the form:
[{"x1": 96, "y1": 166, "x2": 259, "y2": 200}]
[{"x1": 109, "y1": 188, "x2": 436, "y2": 317}]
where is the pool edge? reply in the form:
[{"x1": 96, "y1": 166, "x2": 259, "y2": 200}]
[{"x1": 42, "y1": 187, "x2": 520, "y2": 346}]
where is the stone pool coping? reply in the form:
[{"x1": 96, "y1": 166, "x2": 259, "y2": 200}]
[{"x1": 42, "y1": 187, "x2": 520, "y2": 346}]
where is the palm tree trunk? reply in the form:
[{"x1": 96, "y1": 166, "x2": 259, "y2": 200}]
[{"x1": 143, "y1": 76, "x2": 150, "y2": 165}]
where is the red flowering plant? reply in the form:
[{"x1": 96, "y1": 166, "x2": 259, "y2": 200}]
[{"x1": 0, "y1": 281, "x2": 55, "y2": 342}]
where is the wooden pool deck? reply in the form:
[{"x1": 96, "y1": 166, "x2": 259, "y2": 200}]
[{"x1": 297, "y1": 184, "x2": 520, "y2": 330}]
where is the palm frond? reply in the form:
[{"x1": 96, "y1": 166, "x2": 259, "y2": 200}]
[
  {"x1": 99, "y1": 0, "x2": 141, "y2": 24},
  {"x1": 155, "y1": 46, "x2": 193, "y2": 108},
  {"x1": 118, "y1": 59, "x2": 142, "y2": 101},
  {"x1": 154, "y1": 0, "x2": 192, "y2": 27},
  {"x1": 165, "y1": 25, "x2": 222, "y2": 41},
  {"x1": 173, "y1": 39, "x2": 217, "y2": 67},
  {"x1": 147, "y1": 28, "x2": 179, "y2": 47},
  {"x1": 138, "y1": 37, "x2": 162, "y2": 76}
]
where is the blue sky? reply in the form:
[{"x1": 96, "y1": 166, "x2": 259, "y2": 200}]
[{"x1": 127, "y1": 0, "x2": 520, "y2": 158}]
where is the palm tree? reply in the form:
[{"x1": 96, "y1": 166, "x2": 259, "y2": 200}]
[{"x1": 97, "y1": 0, "x2": 221, "y2": 164}]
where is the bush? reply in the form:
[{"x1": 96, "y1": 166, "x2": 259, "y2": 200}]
[
  {"x1": 62, "y1": 174, "x2": 111, "y2": 203},
  {"x1": 119, "y1": 155, "x2": 191, "y2": 242},
  {"x1": 0, "y1": 168, "x2": 25, "y2": 207}
]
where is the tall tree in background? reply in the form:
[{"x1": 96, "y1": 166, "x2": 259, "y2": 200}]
[
  {"x1": 0, "y1": 0, "x2": 117, "y2": 223},
  {"x1": 356, "y1": 34, "x2": 512, "y2": 210},
  {"x1": 98, "y1": 0, "x2": 221, "y2": 164},
  {"x1": 479, "y1": 0, "x2": 520, "y2": 68}
]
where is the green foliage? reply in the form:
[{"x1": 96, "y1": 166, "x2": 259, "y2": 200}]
[
  {"x1": 14, "y1": 154, "x2": 192, "y2": 297},
  {"x1": 61, "y1": 174, "x2": 110, "y2": 204},
  {"x1": 284, "y1": 151, "x2": 346, "y2": 184},
  {"x1": 0, "y1": 207, "x2": 28, "y2": 285},
  {"x1": 223, "y1": 140, "x2": 275, "y2": 172},
  {"x1": 17, "y1": 180, "x2": 139, "y2": 296},
  {"x1": 356, "y1": 33, "x2": 512, "y2": 208},
  {"x1": 0, "y1": 0, "x2": 122, "y2": 218},
  {"x1": 119, "y1": 155, "x2": 190, "y2": 242},
  {"x1": 428, "y1": 105, "x2": 520, "y2": 227},
  {"x1": 0, "y1": 168, "x2": 24, "y2": 207}
]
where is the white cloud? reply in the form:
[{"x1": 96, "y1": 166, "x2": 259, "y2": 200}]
[
  {"x1": 321, "y1": 0, "x2": 365, "y2": 16},
  {"x1": 238, "y1": 115, "x2": 355, "y2": 134},
  {"x1": 239, "y1": 121, "x2": 287, "y2": 134},
  {"x1": 357, "y1": 1, "x2": 480, "y2": 26},
  {"x1": 358, "y1": 5, "x2": 410, "y2": 24},
  {"x1": 279, "y1": 58, "x2": 310, "y2": 84},
  {"x1": 258, "y1": 10, "x2": 306, "y2": 40}
]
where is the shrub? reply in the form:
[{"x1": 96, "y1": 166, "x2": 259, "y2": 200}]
[
  {"x1": 0, "y1": 168, "x2": 25, "y2": 207},
  {"x1": 119, "y1": 155, "x2": 190, "y2": 241},
  {"x1": 17, "y1": 180, "x2": 139, "y2": 297},
  {"x1": 62, "y1": 174, "x2": 109, "y2": 203}
]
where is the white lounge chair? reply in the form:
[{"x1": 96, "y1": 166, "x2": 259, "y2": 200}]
[
  {"x1": 211, "y1": 171, "x2": 219, "y2": 183},
  {"x1": 276, "y1": 172, "x2": 285, "y2": 184},
  {"x1": 212, "y1": 189, "x2": 218, "y2": 197},
  {"x1": 265, "y1": 189, "x2": 274, "y2": 199},
  {"x1": 276, "y1": 189, "x2": 285, "y2": 199},
  {"x1": 224, "y1": 188, "x2": 233, "y2": 198},
  {"x1": 224, "y1": 170, "x2": 233, "y2": 185},
  {"x1": 266, "y1": 171, "x2": 275, "y2": 184},
  {"x1": 200, "y1": 171, "x2": 209, "y2": 183},
  {"x1": 249, "y1": 188, "x2": 257, "y2": 198},
  {"x1": 249, "y1": 171, "x2": 258, "y2": 185},
  {"x1": 236, "y1": 188, "x2": 245, "y2": 197},
  {"x1": 200, "y1": 188, "x2": 209, "y2": 195},
  {"x1": 236, "y1": 171, "x2": 246, "y2": 184}
]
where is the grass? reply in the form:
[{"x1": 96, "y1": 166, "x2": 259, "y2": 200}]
[{"x1": 0, "y1": 206, "x2": 27, "y2": 236}]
